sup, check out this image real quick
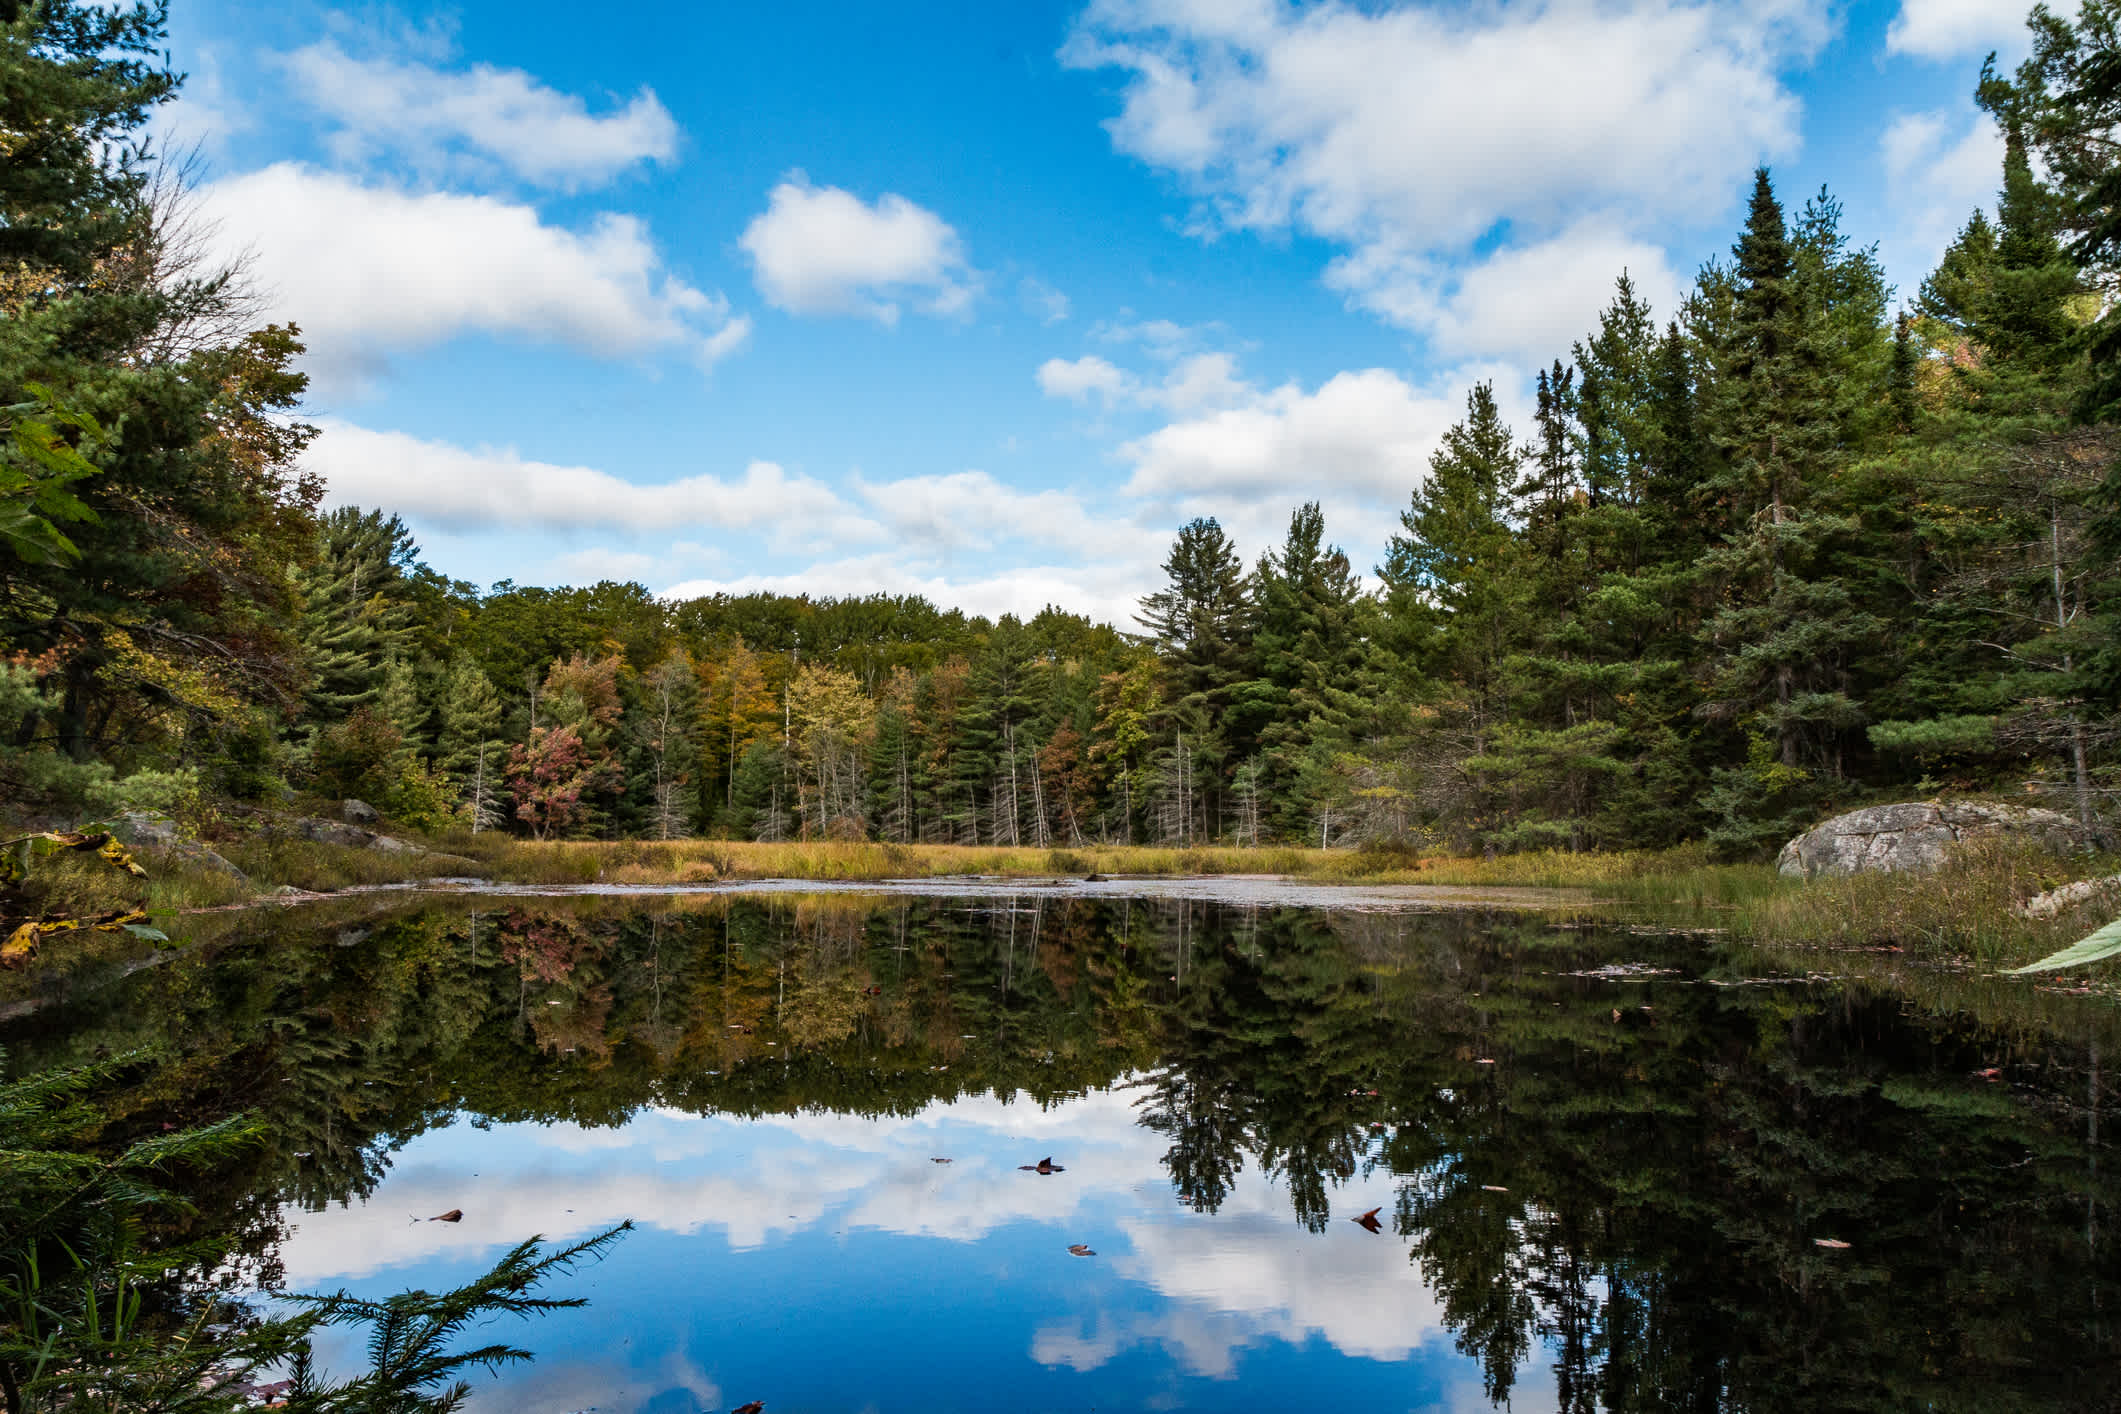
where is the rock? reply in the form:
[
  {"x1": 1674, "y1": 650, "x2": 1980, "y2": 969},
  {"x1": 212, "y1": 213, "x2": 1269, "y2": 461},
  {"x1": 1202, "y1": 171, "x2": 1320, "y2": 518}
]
[
  {"x1": 174, "y1": 843, "x2": 248, "y2": 883},
  {"x1": 112, "y1": 813, "x2": 248, "y2": 883},
  {"x1": 368, "y1": 834, "x2": 421, "y2": 855},
  {"x1": 288, "y1": 816, "x2": 375, "y2": 849},
  {"x1": 2017, "y1": 874, "x2": 2121, "y2": 920},
  {"x1": 341, "y1": 798, "x2": 379, "y2": 827},
  {"x1": 1777, "y1": 800, "x2": 2090, "y2": 879},
  {"x1": 113, "y1": 812, "x2": 180, "y2": 849}
]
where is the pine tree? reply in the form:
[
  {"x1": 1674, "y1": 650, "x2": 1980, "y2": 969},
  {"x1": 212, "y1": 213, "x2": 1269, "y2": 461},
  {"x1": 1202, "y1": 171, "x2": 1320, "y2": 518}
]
[
  {"x1": 1380, "y1": 384, "x2": 1523, "y2": 712},
  {"x1": 438, "y1": 656, "x2": 507, "y2": 833},
  {"x1": 293, "y1": 509, "x2": 418, "y2": 728},
  {"x1": 1692, "y1": 170, "x2": 1888, "y2": 851},
  {"x1": 1246, "y1": 502, "x2": 1373, "y2": 836}
]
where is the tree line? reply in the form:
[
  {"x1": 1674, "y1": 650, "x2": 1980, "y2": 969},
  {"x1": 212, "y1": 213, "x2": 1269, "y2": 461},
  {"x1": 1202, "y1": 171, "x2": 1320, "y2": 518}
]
[{"x1": 8, "y1": 0, "x2": 2121, "y2": 855}]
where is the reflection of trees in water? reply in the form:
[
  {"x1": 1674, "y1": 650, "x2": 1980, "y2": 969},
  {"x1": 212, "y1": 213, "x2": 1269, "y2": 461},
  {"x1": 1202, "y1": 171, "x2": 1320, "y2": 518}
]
[{"x1": 3, "y1": 896, "x2": 2119, "y2": 1409}]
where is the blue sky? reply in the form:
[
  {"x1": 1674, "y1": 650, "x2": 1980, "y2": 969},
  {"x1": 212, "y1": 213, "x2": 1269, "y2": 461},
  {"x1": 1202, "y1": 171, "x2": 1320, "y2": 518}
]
[{"x1": 169, "y1": 0, "x2": 2045, "y2": 625}]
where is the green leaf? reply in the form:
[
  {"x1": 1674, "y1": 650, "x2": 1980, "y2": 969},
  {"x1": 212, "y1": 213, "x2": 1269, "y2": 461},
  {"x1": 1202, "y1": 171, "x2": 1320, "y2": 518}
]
[
  {"x1": 119, "y1": 923, "x2": 169, "y2": 943},
  {"x1": 2006, "y1": 915, "x2": 2121, "y2": 974}
]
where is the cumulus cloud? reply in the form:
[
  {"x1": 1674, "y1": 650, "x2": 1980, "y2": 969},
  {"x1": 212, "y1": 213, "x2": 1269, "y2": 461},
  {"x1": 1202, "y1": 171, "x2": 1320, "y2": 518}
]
[
  {"x1": 1063, "y1": 0, "x2": 1821, "y2": 352},
  {"x1": 1038, "y1": 354, "x2": 1134, "y2": 403},
  {"x1": 1330, "y1": 222, "x2": 1687, "y2": 364},
  {"x1": 851, "y1": 470, "x2": 1167, "y2": 562},
  {"x1": 739, "y1": 175, "x2": 978, "y2": 322},
  {"x1": 1885, "y1": 0, "x2": 2068, "y2": 61},
  {"x1": 1038, "y1": 351, "x2": 1251, "y2": 413},
  {"x1": 202, "y1": 164, "x2": 747, "y2": 394},
  {"x1": 1880, "y1": 108, "x2": 2004, "y2": 287},
  {"x1": 280, "y1": 40, "x2": 679, "y2": 189},
  {"x1": 663, "y1": 555, "x2": 1158, "y2": 628},
  {"x1": 1118, "y1": 368, "x2": 1457, "y2": 505},
  {"x1": 302, "y1": 419, "x2": 871, "y2": 550}
]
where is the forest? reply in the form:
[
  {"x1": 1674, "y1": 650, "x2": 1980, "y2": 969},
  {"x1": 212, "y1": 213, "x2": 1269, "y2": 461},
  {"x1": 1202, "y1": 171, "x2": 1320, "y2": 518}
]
[{"x1": 8, "y1": 0, "x2": 2121, "y2": 859}]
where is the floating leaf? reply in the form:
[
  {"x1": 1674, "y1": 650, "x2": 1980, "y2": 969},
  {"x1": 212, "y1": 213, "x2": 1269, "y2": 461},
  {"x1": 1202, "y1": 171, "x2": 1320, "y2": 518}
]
[
  {"x1": 1352, "y1": 1206, "x2": 1383, "y2": 1233},
  {"x1": 1067, "y1": 1243, "x2": 1096, "y2": 1257},
  {"x1": 732, "y1": 1402, "x2": 764, "y2": 1414},
  {"x1": 430, "y1": 1208, "x2": 463, "y2": 1223},
  {"x1": 1813, "y1": 1237, "x2": 1851, "y2": 1249},
  {"x1": 1019, "y1": 1156, "x2": 1066, "y2": 1174},
  {"x1": 2007, "y1": 915, "x2": 2121, "y2": 974}
]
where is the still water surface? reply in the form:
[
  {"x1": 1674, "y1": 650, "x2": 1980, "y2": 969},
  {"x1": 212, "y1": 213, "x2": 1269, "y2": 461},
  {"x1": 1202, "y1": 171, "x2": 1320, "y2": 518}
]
[{"x1": 4, "y1": 888, "x2": 2117, "y2": 1411}]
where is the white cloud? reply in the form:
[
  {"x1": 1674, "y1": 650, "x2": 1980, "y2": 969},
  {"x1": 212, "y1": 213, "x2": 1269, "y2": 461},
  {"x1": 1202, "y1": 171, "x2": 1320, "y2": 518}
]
[
  {"x1": 851, "y1": 470, "x2": 1166, "y2": 562},
  {"x1": 1063, "y1": 0, "x2": 1822, "y2": 351},
  {"x1": 1119, "y1": 367, "x2": 1463, "y2": 505},
  {"x1": 663, "y1": 555, "x2": 1157, "y2": 628},
  {"x1": 203, "y1": 164, "x2": 746, "y2": 394},
  {"x1": 303, "y1": 419, "x2": 873, "y2": 550},
  {"x1": 1021, "y1": 277, "x2": 1072, "y2": 323},
  {"x1": 1331, "y1": 222, "x2": 1686, "y2": 364},
  {"x1": 280, "y1": 41, "x2": 679, "y2": 189},
  {"x1": 1879, "y1": 108, "x2": 2004, "y2": 290},
  {"x1": 1038, "y1": 354, "x2": 1133, "y2": 403},
  {"x1": 739, "y1": 175, "x2": 978, "y2": 322},
  {"x1": 1885, "y1": 0, "x2": 2069, "y2": 61},
  {"x1": 1038, "y1": 350, "x2": 1251, "y2": 413}
]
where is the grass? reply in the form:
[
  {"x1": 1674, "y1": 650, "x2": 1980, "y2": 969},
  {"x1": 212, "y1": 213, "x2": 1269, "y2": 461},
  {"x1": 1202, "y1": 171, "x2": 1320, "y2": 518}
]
[{"x1": 1722, "y1": 838, "x2": 2121, "y2": 971}]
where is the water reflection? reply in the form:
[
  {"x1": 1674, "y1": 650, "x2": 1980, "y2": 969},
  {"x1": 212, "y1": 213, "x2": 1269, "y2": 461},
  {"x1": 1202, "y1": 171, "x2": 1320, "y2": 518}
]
[{"x1": 3, "y1": 893, "x2": 2117, "y2": 1411}]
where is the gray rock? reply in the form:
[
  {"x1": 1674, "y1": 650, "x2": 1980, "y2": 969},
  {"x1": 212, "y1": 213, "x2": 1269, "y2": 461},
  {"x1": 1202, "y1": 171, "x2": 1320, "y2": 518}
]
[
  {"x1": 288, "y1": 816, "x2": 375, "y2": 849},
  {"x1": 112, "y1": 812, "x2": 248, "y2": 883},
  {"x1": 367, "y1": 834, "x2": 421, "y2": 855},
  {"x1": 113, "y1": 812, "x2": 180, "y2": 849},
  {"x1": 1777, "y1": 800, "x2": 2089, "y2": 879},
  {"x1": 341, "y1": 798, "x2": 380, "y2": 827}
]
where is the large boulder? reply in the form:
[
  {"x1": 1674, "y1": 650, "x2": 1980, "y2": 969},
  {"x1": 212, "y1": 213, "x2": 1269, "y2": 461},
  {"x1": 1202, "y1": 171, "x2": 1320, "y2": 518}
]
[
  {"x1": 341, "y1": 798, "x2": 380, "y2": 826},
  {"x1": 112, "y1": 812, "x2": 248, "y2": 883},
  {"x1": 287, "y1": 816, "x2": 376, "y2": 849},
  {"x1": 1777, "y1": 800, "x2": 2089, "y2": 879}
]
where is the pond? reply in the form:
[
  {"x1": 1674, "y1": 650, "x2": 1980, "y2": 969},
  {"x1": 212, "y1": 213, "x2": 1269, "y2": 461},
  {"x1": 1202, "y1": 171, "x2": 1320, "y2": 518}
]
[{"x1": 3, "y1": 886, "x2": 2117, "y2": 1411}]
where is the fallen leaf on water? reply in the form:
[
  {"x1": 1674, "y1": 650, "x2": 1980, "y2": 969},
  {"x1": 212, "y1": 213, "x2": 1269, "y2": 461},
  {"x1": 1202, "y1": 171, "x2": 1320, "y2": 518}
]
[
  {"x1": 1068, "y1": 1243, "x2": 1096, "y2": 1257},
  {"x1": 1352, "y1": 1206, "x2": 1383, "y2": 1233},
  {"x1": 1019, "y1": 1156, "x2": 1066, "y2": 1174},
  {"x1": 1813, "y1": 1238, "x2": 1851, "y2": 1249},
  {"x1": 1975, "y1": 1067, "x2": 2002, "y2": 1081},
  {"x1": 1481, "y1": 1185, "x2": 1508, "y2": 1192},
  {"x1": 1475, "y1": 1058, "x2": 1496, "y2": 1065},
  {"x1": 931, "y1": 1157, "x2": 952, "y2": 1164},
  {"x1": 429, "y1": 1209, "x2": 463, "y2": 1223},
  {"x1": 1612, "y1": 1008, "x2": 1622, "y2": 1022},
  {"x1": 732, "y1": 1403, "x2": 765, "y2": 1414}
]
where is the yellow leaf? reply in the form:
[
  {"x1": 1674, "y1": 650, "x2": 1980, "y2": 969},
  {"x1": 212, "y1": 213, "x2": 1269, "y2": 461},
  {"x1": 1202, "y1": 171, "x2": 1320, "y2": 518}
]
[{"x1": 1, "y1": 921, "x2": 39, "y2": 967}]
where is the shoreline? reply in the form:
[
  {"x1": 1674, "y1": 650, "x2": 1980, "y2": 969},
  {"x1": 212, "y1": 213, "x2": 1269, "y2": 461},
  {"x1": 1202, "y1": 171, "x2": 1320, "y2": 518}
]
[{"x1": 12, "y1": 831, "x2": 2121, "y2": 983}]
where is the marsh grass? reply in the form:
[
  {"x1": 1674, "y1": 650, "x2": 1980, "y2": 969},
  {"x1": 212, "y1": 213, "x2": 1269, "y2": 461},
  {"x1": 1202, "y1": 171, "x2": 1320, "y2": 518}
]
[
  {"x1": 1726, "y1": 838, "x2": 2118, "y2": 969},
  {"x1": 11, "y1": 848, "x2": 251, "y2": 918}
]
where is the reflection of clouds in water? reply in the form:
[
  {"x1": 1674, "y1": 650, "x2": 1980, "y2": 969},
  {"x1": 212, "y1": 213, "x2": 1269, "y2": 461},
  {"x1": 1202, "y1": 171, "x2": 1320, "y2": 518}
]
[
  {"x1": 277, "y1": 1084, "x2": 1481, "y2": 1391},
  {"x1": 278, "y1": 1089, "x2": 1161, "y2": 1281},
  {"x1": 1028, "y1": 1167, "x2": 1447, "y2": 1377},
  {"x1": 476, "y1": 1348, "x2": 720, "y2": 1414}
]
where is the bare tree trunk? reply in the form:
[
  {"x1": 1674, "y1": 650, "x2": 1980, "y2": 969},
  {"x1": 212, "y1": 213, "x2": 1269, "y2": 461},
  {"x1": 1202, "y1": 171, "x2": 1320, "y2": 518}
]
[{"x1": 2054, "y1": 508, "x2": 2093, "y2": 828}]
